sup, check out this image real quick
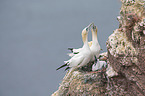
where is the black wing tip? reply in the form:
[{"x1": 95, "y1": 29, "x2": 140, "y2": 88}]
[
  {"x1": 68, "y1": 48, "x2": 73, "y2": 52},
  {"x1": 74, "y1": 52, "x2": 79, "y2": 54},
  {"x1": 56, "y1": 63, "x2": 68, "y2": 70},
  {"x1": 68, "y1": 48, "x2": 73, "y2": 50},
  {"x1": 65, "y1": 67, "x2": 70, "y2": 71},
  {"x1": 56, "y1": 67, "x2": 61, "y2": 70}
]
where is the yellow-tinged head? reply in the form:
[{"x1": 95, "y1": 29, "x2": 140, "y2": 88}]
[
  {"x1": 82, "y1": 27, "x2": 88, "y2": 43},
  {"x1": 82, "y1": 27, "x2": 89, "y2": 36},
  {"x1": 82, "y1": 23, "x2": 93, "y2": 43},
  {"x1": 91, "y1": 24, "x2": 98, "y2": 34}
]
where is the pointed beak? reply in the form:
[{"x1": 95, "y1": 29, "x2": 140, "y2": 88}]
[
  {"x1": 88, "y1": 23, "x2": 94, "y2": 28},
  {"x1": 92, "y1": 24, "x2": 96, "y2": 30},
  {"x1": 85, "y1": 23, "x2": 94, "y2": 32},
  {"x1": 92, "y1": 24, "x2": 97, "y2": 33}
]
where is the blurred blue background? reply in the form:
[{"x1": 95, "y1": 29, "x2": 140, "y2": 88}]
[{"x1": 0, "y1": 0, "x2": 121, "y2": 96}]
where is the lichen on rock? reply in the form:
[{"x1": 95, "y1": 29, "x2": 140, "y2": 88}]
[
  {"x1": 107, "y1": 0, "x2": 145, "y2": 95},
  {"x1": 107, "y1": 29, "x2": 138, "y2": 57},
  {"x1": 52, "y1": 68, "x2": 108, "y2": 96}
]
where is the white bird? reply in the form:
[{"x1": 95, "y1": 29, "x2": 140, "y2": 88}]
[
  {"x1": 90, "y1": 24, "x2": 101, "y2": 62},
  {"x1": 68, "y1": 24, "x2": 101, "y2": 62},
  {"x1": 92, "y1": 59, "x2": 107, "y2": 71},
  {"x1": 56, "y1": 24, "x2": 93, "y2": 70}
]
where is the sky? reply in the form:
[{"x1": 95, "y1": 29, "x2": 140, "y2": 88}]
[{"x1": 0, "y1": 0, "x2": 121, "y2": 96}]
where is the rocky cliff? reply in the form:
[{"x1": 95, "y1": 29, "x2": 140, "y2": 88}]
[{"x1": 52, "y1": 0, "x2": 145, "y2": 95}]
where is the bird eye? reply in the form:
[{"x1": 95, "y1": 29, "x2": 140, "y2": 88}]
[
  {"x1": 86, "y1": 28, "x2": 88, "y2": 31},
  {"x1": 93, "y1": 26, "x2": 96, "y2": 29}
]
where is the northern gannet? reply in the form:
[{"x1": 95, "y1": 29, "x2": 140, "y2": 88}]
[
  {"x1": 56, "y1": 24, "x2": 93, "y2": 70},
  {"x1": 68, "y1": 24, "x2": 101, "y2": 60},
  {"x1": 90, "y1": 24, "x2": 101, "y2": 62}
]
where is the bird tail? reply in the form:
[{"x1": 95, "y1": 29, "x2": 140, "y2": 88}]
[{"x1": 56, "y1": 62, "x2": 68, "y2": 70}]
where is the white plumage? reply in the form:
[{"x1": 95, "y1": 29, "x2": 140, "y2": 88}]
[
  {"x1": 92, "y1": 59, "x2": 107, "y2": 71},
  {"x1": 68, "y1": 24, "x2": 101, "y2": 61},
  {"x1": 90, "y1": 24, "x2": 101, "y2": 61},
  {"x1": 57, "y1": 23, "x2": 93, "y2": 70}
]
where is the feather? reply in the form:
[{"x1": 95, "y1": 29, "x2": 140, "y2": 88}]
[{"x1": 56, "y1": 62, "x2": 68, "y2": 70}]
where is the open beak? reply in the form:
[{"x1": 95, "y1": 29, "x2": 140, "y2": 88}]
[
  {"x1": 93, "y1": 24, "x2": 97, "y2": 30},
  {"x1": 92, "y1": 24, "x2": 98, "y2": 33},
  {"x1": 88, "y1": 23, "x2": 94, "y2": 28},
  {"x1": 85, "y1": 23, "x2": 94, "y2": 32}
]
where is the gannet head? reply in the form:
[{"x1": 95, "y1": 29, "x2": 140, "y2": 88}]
[
  {"x1": 82, "y1": 27, "x2": 88, "y2": 43},
  {"x1": 91, "y1": 24, "x2": 98, "y2": 34},
  {"x1": 82, "y1": 27, "x2": 89, "y2": 36},
  {"x1": 82, "y1": 23, "x2": 93, "y2": 36},
  {"x1": 82, "y1": 23, "x2": 93, "y2": 43}
]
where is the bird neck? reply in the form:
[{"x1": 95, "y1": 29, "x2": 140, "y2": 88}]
[
  {"x1": 92, "y1": 31, "x2": 99, "y2": 45},
  {"x1": 82, "y1": 34, "x2": 89, "y2": 49}
]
